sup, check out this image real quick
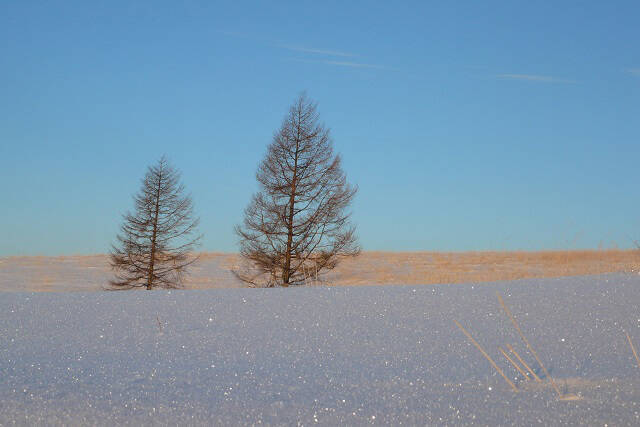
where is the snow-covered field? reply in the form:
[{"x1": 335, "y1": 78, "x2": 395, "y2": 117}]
[{"x1": 1, "y1": 274, "x2": 639, "y2": 425}]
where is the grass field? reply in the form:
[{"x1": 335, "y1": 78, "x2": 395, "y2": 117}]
[
  {"x1": 326, "y1": 249, "x2": 640, "y2": 286},
  {"x1": 1, "y1": 249, "x2": 638, "y2": 292}
]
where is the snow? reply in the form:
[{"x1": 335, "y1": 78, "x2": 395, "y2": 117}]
[{"x1": 1, "y1": 273, "x2": 639, "y2": 425}]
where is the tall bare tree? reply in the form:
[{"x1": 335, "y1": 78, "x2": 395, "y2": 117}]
[
  {"x1": 110, "y1": 156, "x2": 201, "y2": 290},
  {"x1": 235, "y1": 94, "x2": 360, "y2": 287}
]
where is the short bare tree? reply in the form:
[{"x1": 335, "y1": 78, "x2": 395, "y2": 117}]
[
  {"x1": 235, "y1": 94, "x2": 360, "y2": 287},
  {"x1": 110, "y1": 156, "x2": 201, "y2": 290}
]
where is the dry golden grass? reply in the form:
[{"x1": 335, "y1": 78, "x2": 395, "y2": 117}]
[
  {"x1": 0, "y1": 249, "x2": 638, "y2": 292},
  {"x1": 519, "y1": 377, "x2": 600, "y2": 400},
  {"x1": 506, "y1": 344, "x2": 541, "y2": 382},
  {"x1": 626, "y1": 332, "x2": 640, "y2": 370},
  {"x1": 497, "y1": 292, "x2": 562, "y2": 397},
  {"x1": 326, "y1": 249, "x2": 640, "y2": 286},
  {"x1": 453, "y1": 319, "x2": 519, "y2": 392},
  {"x1": 454, "y1": 292, "x2": 614, "y2": 400}
]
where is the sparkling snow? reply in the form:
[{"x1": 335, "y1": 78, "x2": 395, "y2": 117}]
[{"x1": 1, "y1": 273, "x2": 639, "y2": 425}]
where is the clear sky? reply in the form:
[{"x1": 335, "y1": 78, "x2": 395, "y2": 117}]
[{"x1": 1, "y1": 1, "x2": 639, "y2": 256}]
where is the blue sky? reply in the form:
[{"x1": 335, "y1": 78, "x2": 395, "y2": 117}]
[{"x1": 1, "y1": 1, "x2": 639, "y2": 256}]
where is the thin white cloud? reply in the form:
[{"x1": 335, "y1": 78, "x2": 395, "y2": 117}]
[
  {"x1": 323, "y1": 60, "x2": 390, "y2": 70},
  {"x1": 279, "y1": 45, "x2": 354, "y2": 57},
  {"x1": 625, "y1": 68, "x2": 640, "y2": 76},
  {"x1": 219, "y1": 31, "x2": 355, "y2": 58},
  {"x1": 219, "y1": 30, "x2": 391, "y2": 70},
  {"x1": 291, "y1": 58, "x2": 393, "y2": 70},
  {"x1": 497, "y1": 74, "x2": 576, "y2": 84}
]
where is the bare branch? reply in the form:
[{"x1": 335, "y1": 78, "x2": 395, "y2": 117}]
[
  {"x1": 109, "y1": 156, "x2": 202, "y2": 290},
  {"x1": 235, "y1": 93, "x2": 359, "y2": 287}
]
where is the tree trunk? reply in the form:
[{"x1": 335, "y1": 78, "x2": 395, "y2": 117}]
[
  {"x1": 283, "y1": 197, "x2": 294, "y2": 285},
  {"x1": 147, "y1": 171, "x2": 162, "y2": 290},
  {"x1": 282, "y1": 130, "x2": 301, "y2": 286}
]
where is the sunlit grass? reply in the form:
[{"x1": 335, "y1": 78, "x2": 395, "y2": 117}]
[{"x1": 1, "y1": 249, "x2": 638, "y2": 291}]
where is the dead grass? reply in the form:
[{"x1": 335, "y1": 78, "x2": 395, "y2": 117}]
[
  {"x1": 454, "y1": 292, "x2": 602, "y2": 400},
  {"x1": 327, "y1": 249, "x2": 640, "y2": 286},
  {"x1": 1, "y1": 249, "x2": 638, "y2": 292},
  {"x1": 626, "y1": 332, "x2": 640, "y2": 370},
  {"x1": 497, "y1": 292, "x2": 562, "y2": 397},
  {"x1": 453, "y1": 319, "x2": 519, "y2": 392},
  {"x1": 520, "y1": 377, "x2": 601, "y2": 399}
]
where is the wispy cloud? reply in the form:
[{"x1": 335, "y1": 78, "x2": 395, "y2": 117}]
[
  {"x1": 279, "y1": 45, "x2": 354, "y2": 57},
  {"x1": 497, "y1": 74, "x2": 577, "y2": 84},
  {"x1": 219, "y1": 30, "x2": 392, "y2": 71},
  {"x1": 625, "y1": 68, "x2": 640, "y2": 76},
  {"x1": 291, "y1": 58, "x2": 394, "y2": 70},
  {"x1": 219, "y1": 31, "x2": 354, "y2": 57},
  {"x1": 322, "y1": 60, "x2": 391, "y2": 70}
]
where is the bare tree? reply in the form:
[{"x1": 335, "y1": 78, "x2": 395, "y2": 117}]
[
  {"x1": 110, "y1": 156, "x2": 202, "y2": 290},
  {"x1": 235, "y1": 93, "x2": 360, "y2": 287}
]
